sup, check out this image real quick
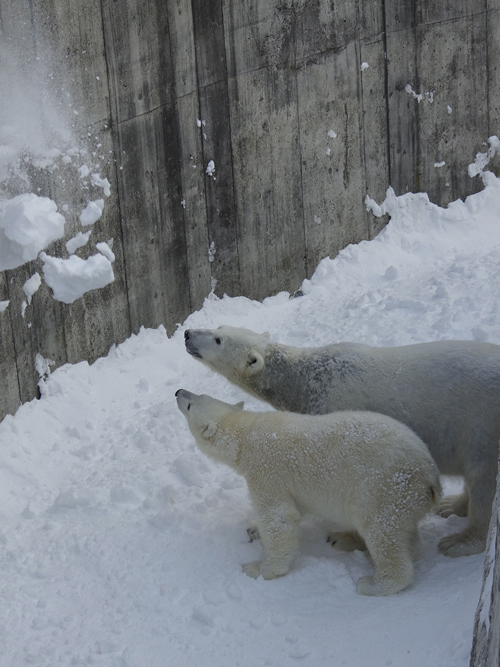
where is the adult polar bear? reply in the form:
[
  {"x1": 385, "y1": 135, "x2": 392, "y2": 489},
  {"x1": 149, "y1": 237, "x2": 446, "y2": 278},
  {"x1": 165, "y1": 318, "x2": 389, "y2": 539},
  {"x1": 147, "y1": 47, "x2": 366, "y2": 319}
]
[
  {"x1": 184, "y1": 325, "x2": 500, "y2": 557},
  {"x1": 176, "y1": 389, "x2": 441, "y2": 596}
]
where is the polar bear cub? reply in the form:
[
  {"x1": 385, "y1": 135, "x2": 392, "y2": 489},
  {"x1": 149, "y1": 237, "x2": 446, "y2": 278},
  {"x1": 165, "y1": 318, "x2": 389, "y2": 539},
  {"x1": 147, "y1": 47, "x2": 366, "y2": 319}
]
[{"x1": 176, "y1": 389, "x2": 441, "y2": 596}]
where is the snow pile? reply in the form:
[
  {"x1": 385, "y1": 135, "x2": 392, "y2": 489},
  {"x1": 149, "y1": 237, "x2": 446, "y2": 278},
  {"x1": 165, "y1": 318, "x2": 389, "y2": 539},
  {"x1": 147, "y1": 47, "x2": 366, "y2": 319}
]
[
  {"x1": 0, "y1": 194, "x2": 65, "y2": 271},
  {"x1": 39, "y1": 251, "x2": 115, "y2": 304},
  {"x1": 2, "y1": 161, "x2": 500, "y2": 665}
]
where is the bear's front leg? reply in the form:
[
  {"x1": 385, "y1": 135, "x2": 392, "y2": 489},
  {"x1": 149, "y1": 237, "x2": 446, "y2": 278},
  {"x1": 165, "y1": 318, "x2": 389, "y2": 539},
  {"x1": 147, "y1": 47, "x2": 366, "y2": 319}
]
[{"x1": 242, "y1": 499, "x2": 301, "y2": 580}]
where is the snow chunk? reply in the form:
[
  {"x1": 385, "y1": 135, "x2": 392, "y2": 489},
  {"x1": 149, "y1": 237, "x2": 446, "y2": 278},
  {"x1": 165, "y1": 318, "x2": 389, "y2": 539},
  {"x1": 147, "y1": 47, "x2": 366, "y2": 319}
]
[
  {"x1": 208, "y1": 241, "x2": 216, "y2": 263},
  {"x1": 0, "y1": 300, "x2": 9, "y2": 312},
  {"x1": 23, "y1": 272, "x2": 42, "y2": 304},
  {"x1": 360, "y1": 62, "x2": 369, "y2": 71},
  {"x1": 206, "y1": 160, "x2": 215, "y2": 177},
  {"x1": 468, "y1": 136, "x2": 500, "y2": 178},
  {"x1": 434, "y1": 161, "x2": 446, "y2": 168},
  {"x1": 40, "y1": 251, "x2": 114, "y2": 304},
  {"x1": 0, "y1": 194, "x2": 65, "y2": 271},
  {"x1": 78, "y1": 164, "x2": 90, "y2": 178},
  {"x1": 79, "y1": 199, "x2": 104, "y2": 226},
  {"x1": 66, "y1": 230, "x2": 92, "y2": 254},
  {"x1": 328, "y1": 129, "x2": 337, "y2": 139},
  {"x1": 91, "y1": 173, "x2": 111, "y2": 197},
  {"x1": 405, "y1": 84, "x2": 434, "y2": 103},
  {"x1": 96, "y1": 241, "x2": 115, "y2": 262}
]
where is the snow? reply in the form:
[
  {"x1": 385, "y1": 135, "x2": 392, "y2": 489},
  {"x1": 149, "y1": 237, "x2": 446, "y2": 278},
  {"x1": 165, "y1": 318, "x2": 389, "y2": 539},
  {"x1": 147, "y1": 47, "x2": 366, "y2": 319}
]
[
  {"x1": 2, "y1": 153, "x2": 500, "y2": 665},
  {"x1": 39, "y1": 251, "x2": 115, "y2": 304},
  {"x1": 405, "y1": 84, "x2": 434, "y2": 104},
  {"x1": 22, "y1": 272, "x2": 42, "y2": 303},
  {"x1": 79, "y1": 199, "x2": 104, "y2": 226},
  {"x1": 206, "y1": 160, "x2": 216, "y2": 177},
  {"x1": 0, "y1": 193, "x2": 65, "y2": 270},
  {"x1": 360, "y1": 62, "x2": 369, "y2": 71},
  {"x1": 66, "y1": 230, "x2": 92, "y2": 254}
]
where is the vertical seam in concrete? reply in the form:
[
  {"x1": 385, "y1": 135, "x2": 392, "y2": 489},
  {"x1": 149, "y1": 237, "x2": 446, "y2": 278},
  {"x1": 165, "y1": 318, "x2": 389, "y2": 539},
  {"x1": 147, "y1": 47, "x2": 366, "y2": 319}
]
[
  {"x1": 191, "y1": 0, "x2": 214, "y2": 288},
  {"x1": 381, "y1": 0, "x2": 392, "y2": 187},
  {"x1": 221, "y1": 0, "x2": 242, "y2": 288},
  {"x1": 4, "y1": 272, "x2": 23, "y2": 406},
  {"x1": 486, "y1": 0, "x2": 491, "y2": 137},
  {"x1": 413, "y1": 2, "x2": 420, "y2": 193},
  {"x1": 165, "y1": 3, "x2": 194, "y2": 313},
  {"x1": 293, "y1": 11, "x2": 307, "y2": 279},
  {"x1": 356, "y1": 2, "x2": 371, "y2": 239},
  {"x1": 99, "y1": 0, "x2": 133, "y2": 338}
]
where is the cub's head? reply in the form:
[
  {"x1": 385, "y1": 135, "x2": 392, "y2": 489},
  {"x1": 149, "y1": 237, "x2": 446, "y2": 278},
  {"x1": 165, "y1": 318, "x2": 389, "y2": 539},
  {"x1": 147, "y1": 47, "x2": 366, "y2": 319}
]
[
  {"x1": 175, "y1": 389, "x2": 244, "y2": 464},
  {"x1": 184, "y1": 326, "x2": 270, "y2": 387}
]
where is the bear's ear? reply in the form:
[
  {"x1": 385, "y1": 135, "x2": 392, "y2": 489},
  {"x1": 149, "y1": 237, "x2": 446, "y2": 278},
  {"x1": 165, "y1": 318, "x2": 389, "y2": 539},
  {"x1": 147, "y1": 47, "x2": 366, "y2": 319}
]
[
  {"x1": 202, "y1": 420, "x2": 218, "y2": 439},
  {"x1": 233, "y1": 401, "x2": 244, "y2": 411},
  {"x1": 247, "y1": 351, "x2": 265, "y2": 373}
]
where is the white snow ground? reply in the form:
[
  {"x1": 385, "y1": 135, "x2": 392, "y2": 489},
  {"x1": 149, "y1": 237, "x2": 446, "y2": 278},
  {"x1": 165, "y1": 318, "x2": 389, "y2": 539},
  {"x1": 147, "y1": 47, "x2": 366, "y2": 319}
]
[{"x1": 2, "y1": 167, "x2": 500, "y2": 666}]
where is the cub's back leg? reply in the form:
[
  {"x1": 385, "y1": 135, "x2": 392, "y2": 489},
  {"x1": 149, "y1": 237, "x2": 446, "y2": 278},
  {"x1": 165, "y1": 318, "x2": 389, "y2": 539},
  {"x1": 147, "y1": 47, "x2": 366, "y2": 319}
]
[{"x1": 356, "y1": 527, "x2": 416, "y2": 596}]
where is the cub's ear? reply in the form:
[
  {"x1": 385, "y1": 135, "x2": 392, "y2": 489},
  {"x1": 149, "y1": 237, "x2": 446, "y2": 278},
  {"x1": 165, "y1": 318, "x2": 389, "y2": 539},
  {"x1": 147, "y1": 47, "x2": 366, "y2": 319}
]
[
  {"x1": 247, "y1": 351, "x2": 264, "y2": 373},
  {"x1": 233, "y1": 401, "x2": 244, "y2": 411},
  {"x1": 202, "y1": 421, "x2": 218, "y2": 439}
]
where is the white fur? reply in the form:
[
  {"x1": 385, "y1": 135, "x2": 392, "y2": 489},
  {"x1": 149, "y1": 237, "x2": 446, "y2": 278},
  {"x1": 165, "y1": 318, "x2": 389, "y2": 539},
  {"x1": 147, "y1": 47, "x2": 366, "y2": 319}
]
[
  {"x1": 184, "y1": 325, "x2": 500, "y2": 557},
  {"x1": 176, "y1": 389, "x2": 441, "y2": 596}
]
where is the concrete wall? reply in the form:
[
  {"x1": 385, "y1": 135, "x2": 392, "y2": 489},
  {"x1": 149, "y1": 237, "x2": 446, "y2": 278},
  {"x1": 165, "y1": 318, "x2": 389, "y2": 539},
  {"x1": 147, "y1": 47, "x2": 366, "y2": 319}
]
[
  {"x1": 0, "y1": 0, "x2": 499, "y2": 419},
  {"x1": 470, "y1": 451, "x2": 500, "y2": 667}
]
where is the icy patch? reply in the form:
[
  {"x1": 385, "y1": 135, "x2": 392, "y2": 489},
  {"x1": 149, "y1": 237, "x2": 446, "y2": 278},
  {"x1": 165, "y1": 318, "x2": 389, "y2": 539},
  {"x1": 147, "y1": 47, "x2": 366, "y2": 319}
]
[
  {"x1": 0, "y1": 300, "x2": 9, "y2": 312},
  {"x1": 40, "y1": 252, "x2": 114, "y2": 304},
  {"x1": 0, "y1": 194, "x2": 65, "y2": 271}
]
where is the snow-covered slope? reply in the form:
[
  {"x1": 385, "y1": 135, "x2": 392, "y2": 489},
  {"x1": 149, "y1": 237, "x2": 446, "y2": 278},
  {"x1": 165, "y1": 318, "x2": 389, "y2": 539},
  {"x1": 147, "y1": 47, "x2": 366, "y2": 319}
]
[{"x1": 1, "y1": 166, "x2": 500, "y2": 665}]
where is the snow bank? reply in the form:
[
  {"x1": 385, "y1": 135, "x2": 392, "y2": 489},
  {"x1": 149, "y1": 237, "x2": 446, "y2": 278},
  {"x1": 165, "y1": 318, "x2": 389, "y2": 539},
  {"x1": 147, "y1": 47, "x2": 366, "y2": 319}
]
[{"x1": 0, "y1": 194, "x2": 65, "y2": 271}]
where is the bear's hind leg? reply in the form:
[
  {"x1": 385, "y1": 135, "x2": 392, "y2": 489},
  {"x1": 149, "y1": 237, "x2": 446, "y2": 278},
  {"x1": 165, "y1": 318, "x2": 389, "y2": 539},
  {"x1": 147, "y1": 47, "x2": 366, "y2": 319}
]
[
  {"x1": 438, "y1": 465, "x2": 496, "y2": 557},
  {"x1": 356, "y1": 531, "x2": 414, "y2": 596},
  {"x1": 438, "y1": 488, "x2": 469, "y2": 518}
]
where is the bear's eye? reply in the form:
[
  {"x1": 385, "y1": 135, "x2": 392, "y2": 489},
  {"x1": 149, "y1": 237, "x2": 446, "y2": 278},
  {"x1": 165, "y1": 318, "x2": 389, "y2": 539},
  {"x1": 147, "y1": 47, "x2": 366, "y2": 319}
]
[
  {"x1": 215, "y1": 337, "x2": 222, "y2": 345},
  {"x1": 187, "y1": 403, "x2": 191, "y2": 411}
]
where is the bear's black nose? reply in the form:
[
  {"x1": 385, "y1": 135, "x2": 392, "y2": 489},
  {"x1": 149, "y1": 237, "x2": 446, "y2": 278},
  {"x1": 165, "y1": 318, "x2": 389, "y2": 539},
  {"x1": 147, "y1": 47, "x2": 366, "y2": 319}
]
[{"x1": 184, "y1": 330, "x2": 190, "y2": 340}]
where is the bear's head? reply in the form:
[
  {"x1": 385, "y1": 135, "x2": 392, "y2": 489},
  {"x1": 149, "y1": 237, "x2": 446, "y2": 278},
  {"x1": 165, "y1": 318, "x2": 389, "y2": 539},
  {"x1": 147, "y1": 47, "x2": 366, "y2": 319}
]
[
  {"x1": 176, "y1": 388, "x2": 244, "y2": 465},
  {"x1": 184, "y1": 326, "x2": 270, "y2": 388}
]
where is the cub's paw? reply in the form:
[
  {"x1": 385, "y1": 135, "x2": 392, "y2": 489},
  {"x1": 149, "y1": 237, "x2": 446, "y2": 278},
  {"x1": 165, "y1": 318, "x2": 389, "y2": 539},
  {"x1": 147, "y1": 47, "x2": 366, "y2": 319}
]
[
  {"x1": 438, "y1": 494, "x2": 468, "y2": 519},
  {"x1": 327, "y1": 531, "x2": 367, "y2": 552},
  {"x1": 438, "y1": 531, "x2": 486, "y2": 557},
  {"x1": 247, "y1": 526, "x2": 260, "y2": 542},
  {"x1": 356, "y1": 575, "x2": 408, "y2": 597},
  {"x1": 242, "y1": 561, "x2": 263, "y2": 579}
]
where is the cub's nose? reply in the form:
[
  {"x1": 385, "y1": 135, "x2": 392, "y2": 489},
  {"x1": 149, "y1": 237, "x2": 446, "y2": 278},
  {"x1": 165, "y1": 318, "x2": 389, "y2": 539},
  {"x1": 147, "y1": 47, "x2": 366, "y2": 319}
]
[{"x1": 184, "y1": 330, "x2": 190, "y2": 340}]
